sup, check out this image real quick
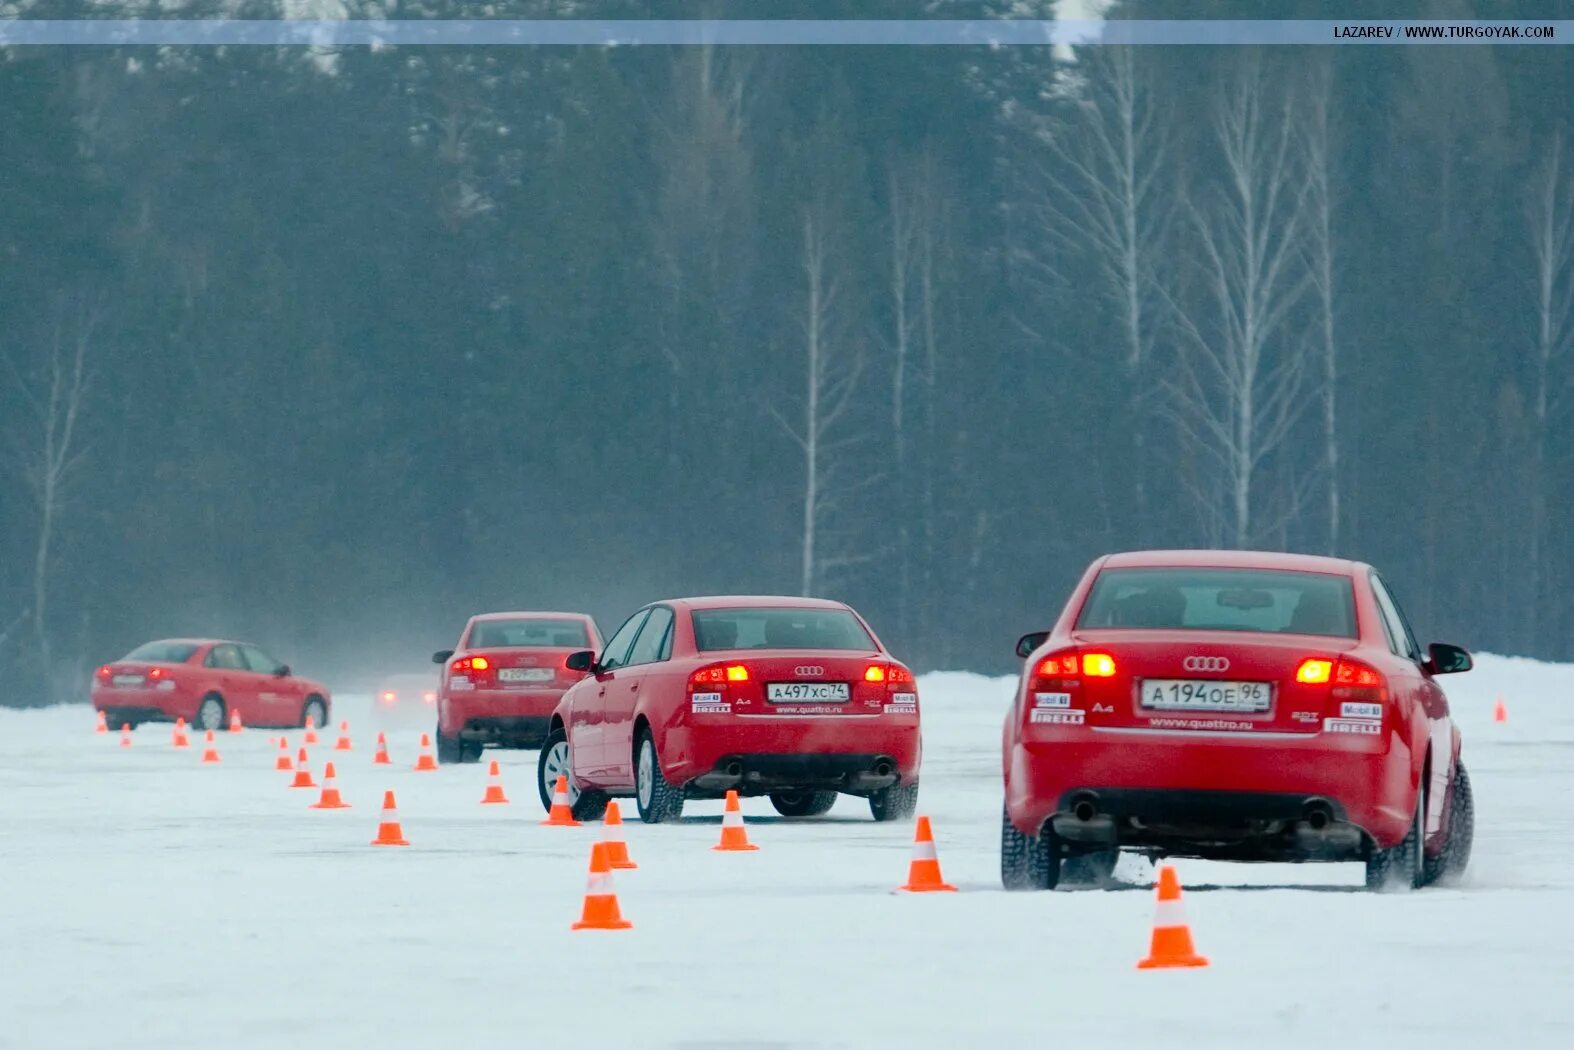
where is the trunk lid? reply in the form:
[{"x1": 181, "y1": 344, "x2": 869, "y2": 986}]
[{"x1": 699, "y1": 651, "x2": 893, "y2": 717}]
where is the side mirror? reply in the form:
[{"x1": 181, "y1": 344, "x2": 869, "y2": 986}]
[
  {"x1": 276, "y1": 664, "x2": 291, "y2": 678},
  {"x1": 565, "y1": 649, "x2": 596, "y2": 674},
  {"x1": 1427, "y1": 642, "x2": 1472, "y2": 676},
  {"x1": 432, "y1": 650, "x2": 454, "y2": 665},
  {"x1": 1016, "y1": 631, "x2": 1050, "y2": 659}
]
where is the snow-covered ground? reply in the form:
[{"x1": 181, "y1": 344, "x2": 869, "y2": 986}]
[{"x1": 3, "y1": 654, "x2": 1572, "y2": 1048}]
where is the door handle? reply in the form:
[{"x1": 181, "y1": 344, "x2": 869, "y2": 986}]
[{"x1": 630, "y1": 681, "x2": 640, "y2": 691}]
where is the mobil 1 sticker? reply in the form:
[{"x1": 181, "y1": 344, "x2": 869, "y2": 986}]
[
  {"x1": 692, "y1": 692, "x2": 730, "y2": 714},
  {"x1": 1030, "y1": 708, "x2": 1084, "y2": 725},
  {"x1": 1340, "y1": 701, "x2": 1382, "y2": 720},
  {"x1": 1034, "y1": 692, "x2": 1072, "y2": 709}
]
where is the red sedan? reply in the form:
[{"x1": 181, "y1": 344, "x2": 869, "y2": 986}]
[
  {"x1": 1002, "y1": 551, "x2": 1475, "y2": 891},
  {"x1": 92, "y1": 638, "x2": 331, "y2": 732},
  {"x1": 432, "y1": 612, "x2": 604, "y2": 762},
  {"x1": 539, "y1": 596, "x2": 922, "y2": 824}
]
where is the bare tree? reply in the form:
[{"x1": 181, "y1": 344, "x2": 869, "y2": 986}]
[
  {"x1": 1164, "y1": 62, "x2": 1314, "y2": 547},
  {"x1": 773, "y1": 209, "x2": 870, "y2": 596},
  {"x1": 1031, "y1": 47, "x2": 1171, "y2": 533},
  {"x1": 1303, "y1": 65, "x2": 1341, "y2": 554},
  {"x1": 3, "y1": 299, "x2": 96, "y2": 690},
  {"x1": 1526, "y1": 133, "x2": 1574, "y2": 649}
]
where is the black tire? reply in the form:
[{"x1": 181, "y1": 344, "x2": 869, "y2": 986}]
[
  {"x1": 194, "y1": 695, "x2": 226, "y2": 733},
  {"x1": 1001, "y1": 803, "x2": 1059, "y2": 890},
  {"x1": 1425, "y1": 761, "x2": 1474, "y2": 887},
  {"x1": 1061, "y1": 849, "x2": 1121, "y2": 888},
  {"x1": 769, "y1": 790, "x2": 839, "y2": 818},
  {"x1": 301, "y1": 695, "x2": 328, "y2": 732},
  {"x1": 1366, "y1": 780, "x2": 1425, "y2": 891},
  {"x1": 537, "y1": 726, "x2": 608, "y2": 821},
  {"x1": 634, "y1": 731, "x2": 683, "y2": 824},
  {"x1": 436, "y1": 729, "x2": 463, "y2": 765},
  {"x1": 868, "y1": 782, "x2": 920, "y2": 822}
]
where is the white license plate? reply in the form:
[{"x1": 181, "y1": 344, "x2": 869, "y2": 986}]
[
  {"x1": 766, "y1": 682, "x2": 850, "y2": 702},
  {"x1": 497, "y1": 668, "x2": 553, "y2": 683},
  {"x1": 1140, "y1": 679, "x2": 1271, "y2": 712},
  {"x1": 112, "y1": 675, "x2": 144, "y2": 688}
]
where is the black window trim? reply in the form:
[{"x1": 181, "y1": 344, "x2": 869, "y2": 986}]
[
  {"x1": 598, "y1": 609, "x2": 651, "y2": 672},
  {"x1": 625, "y1": 604, "x2": 676, "y2": 668}
]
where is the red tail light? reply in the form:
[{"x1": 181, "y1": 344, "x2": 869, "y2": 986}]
[
  {"x1": 450, "y1": 656, "x2": 495, "y2": 683},
  {"x1": 1081, "y1": 653, "x2": 1117, "y2": 678},
  {"x1": 380, "y1": 691, "x2": 397, "y2": 704},
  {"x1": 864, "y1": 665, "x2": 887, "y2": 683},
  {"x1": 1296, "y1": 658, "x2": 1334, "y2": 684},
  {"x1": 95, "y1": 665, "x2": 111, "y2": 680},
  {"x1": 691, "y1": 663, "x2": 750, "y2": 690},
  {"x1": 1030, "y1": 649, "x2": 1117, "y2": 691},
  {"x1": 147, "y1": 667, "x2": 164, "y2": 680},
  {"x1": 1332, "y1": 657, "x2": 1388, "y2": 702}
]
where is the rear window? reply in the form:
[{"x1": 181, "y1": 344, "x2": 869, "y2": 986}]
[
  {"x1": 1076, "y1": 567, "x2": 1357, "y2": 638},
  {"x1": 467, "y1": 619, "x2": 589, "y2": 649},
  {"x1": 692, "y1": 608, "x2": 876, "y2": 652},
  {"x1": 124, "y1": 641, "x2": 200, "y2": 664}
]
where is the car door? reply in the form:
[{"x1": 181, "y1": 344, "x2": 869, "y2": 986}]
[
  {"x1": 571, "y1": 610, "x2": 648, "y2": 784},
  {"x1": 241, "y1": 644, "x2": 295, "y2": 725},
  {"x1": 1371, "y1": 574, "x2": 1452, "y2": 842},
  {"x1": 602, "y1": 605, "x2": 675, "y2": 789},
  {"x1": 203, "y1": 644, "x2": 251, "y2": 719}
]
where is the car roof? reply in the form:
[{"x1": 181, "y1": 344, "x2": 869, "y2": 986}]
[
  {"x1": 469, "y1": 611, "x2": 594, "y2": 622},
  {"x1": 1099, "y1": 549, "x2": 1366, "y2": 575},
  {"x1": 660, "y1": 595, "x2": 854, "y2": 612},
  {"x1": 145, "y1": 638, "x2": 227, "y2": 648}
]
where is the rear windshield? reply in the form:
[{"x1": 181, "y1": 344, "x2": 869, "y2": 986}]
[
  {"x1": 1076, "y1": 567, "x2": 1358, "y2": 638},
  {"x1": 467, "y1": 619, "x2": 589, "y2": 649},
  {"x1": 692, "y1": 608, "x2": 876, "y2": 652},
  {"x1": 123, "y1": 641, "x2": 200, "y2": 664}
]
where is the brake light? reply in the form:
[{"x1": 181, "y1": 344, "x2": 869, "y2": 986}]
[
  {"x1": 95, "y1": 665, "x2": 111, "y2": 679},
  {"x1": 725, "y1": 665, "x2": 749, "y2": 682},
  {"x1": 1081, "y1": 653, "x2": 1117, "y2": 678},
  {"x1": 450, "y1": 656, "x2": 495, "y2": 682},
  {"x1": 1296, "y1": 659, "x2": 1334, "y2": 684},
  {"x1": 864, "y1": 665, "x2": 887, "y2": 682},
  {"x1": 1034, "y1": 652, "x2": 1078, "y2": 679},
  {"x1": 147, "y1": 667, "x2": 164, "y2": 680},
  {"x1": 886, "y1": 665, "x2": 914, "y2": 686},
  {"x1": 381, "y1": 691, "x2": 397, "y2": 703},
  {"x1": 1332, "y1": 658, "x2": 1388, "y2": 702},
  {"x1": 471, "y1": 656, "x2": 489, "y2": 671},
  {"x1": 422, "y1": 691, "x2": 436, "y2": 703}
]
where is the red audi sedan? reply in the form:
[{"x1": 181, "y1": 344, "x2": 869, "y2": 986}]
[
  {"x1": 432, "y1": 612, "x2": 604, "y2": 762},
  {"x1": 91, "y1": 638, "x2": 331, "y2": 732},
  {"x1": 539, "y1": 596, "x2": 922, "y2": 823},
  {"x1": 1002, "y1": 551, "x2": 1474, "y2": 891}
]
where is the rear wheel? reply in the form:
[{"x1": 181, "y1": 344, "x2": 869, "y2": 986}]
[
  {"x1": 436, "y1": 729, "x2": 463, "y2": 765},
  {"x1": 301, "y1": 696, "x2": 327, "y2": 732},
  {"x1": 194, "y1": 695, "x2": 226, "y2": 733},
  {"x1": 1001, "y1": 804, "x2": 1059, "y2": 890},
  {"x1": 1060, "y1": 849, "x2": 1120, "y2": 888},
  {"x1": 868, "y1": 782, "x2": 919, "y2": 822},
  {"x1": 537, "y1": 727, "x2": 608, "y2": 821},
  {"x1": 634, "y1": 732, "x2": 683, "y2": 824},
  {"x1": 1366, "y1": 781, "x2": 1425, "y2": 891},
  {"x1": 769, "y1": 790, "x2": 839, "y2": 818},
  {"x1": 1424, "y1": 761, "x2": 1474, "y2": 886}
]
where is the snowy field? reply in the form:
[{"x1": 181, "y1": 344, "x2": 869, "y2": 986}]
[{"x1": 3, "y1": 654, "x2": 1573, "y2": 1049}]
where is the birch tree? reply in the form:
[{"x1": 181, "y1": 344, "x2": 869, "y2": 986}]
[
  {"x1": 1526, "y1": 134, "x2": 1574, "y2": 649},
  {"x1": 1032, "y1": 47, "x2": 1170, "y2": 532},
  {"x1": 1165, "y1": 63, "x2": 1313, "y2": 546},
  {"x1": 1303, "y1": 66, "x2": 1341, "y2": 554},
  {"x1": 3, "y1": 300, "x2": 96, "y2": 688},
  {"x1": 774, "y1": 209, "x2": 869, "y2": 597}
]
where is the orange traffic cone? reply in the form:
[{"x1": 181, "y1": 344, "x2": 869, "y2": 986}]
[
  {"x1": 370, "y1": 790, "x2": 409, "y2": 846},
  {"x1": 413, "y1": 733, "x2": 438, "y2": 772},
  {"x1": 274, "y1": 737, "x2": 294, "y2": 771},
  {"x1": 897, "y1": 816, "x2": 957, "y2": 892},
  {"x1": 1137, "y1": 865, "x2": 1209, "y2": 969},
  {"x1": 713, "y1": 789, "x2": 759, "y2": 852},
  {"x1": 602, "y1": 800, "x2": 636, "y2": 869},
  {"x1": 571, "y1": 842, "x2": 632, "y2": 930},
  {"x1": 373, "y1": 732, "x2": 391, "y2": 766},
  {"x1": 200, "y1": 730, "x2": 222, "y2": 764},
  {"x1": 228, "y1": 709, "x2": 243, "y2": 734},
  {"x1": 334, "y1": 720, "x2": 353, "y2": 751},
  {"x1": 94, "y1": 710, "x2": 107, "y2": 734},
  {"x1": 480, "y1": 760, "x2": 509, "y2": 804},
  {"x1": 119, "y1": 723, "x2": 132, "y2": 748},
  {"x1": 1493, "y1": 697, "x2": 1508, "y2": 723},
  {"x1": 310, "y1": 761, "x2": 350, "y2": 809},
  {"x1": 303, "y1": 715, "x2": 319, "y2": 745},
  {"x1": 289, "y1": 748, "x2": 317, "y2": 788},
  {"x1": 540, "y1": 774, "x2": 582, "y2": 826},
  {"x1": 172, "y1": 718, "x2": 190, "y2": 749}
]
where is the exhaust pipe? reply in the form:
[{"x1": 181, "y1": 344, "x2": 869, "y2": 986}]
[
  {"x1": 1072, "y1": 799, "x2": 1098, "y2": 823},
  {"x1": 873, "y1": 759, "x2": 894, "y2": 778},
  {"x1": 724, "y1": 760, "x2": 743, "y2": 778},
  {"x1": 1303, "y1": 801, "x2": 1333, "y2": 831}
]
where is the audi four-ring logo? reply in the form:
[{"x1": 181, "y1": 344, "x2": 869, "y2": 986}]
[
  {"x1": 794, "y1": 665, "x2": 825, "y2": 676},
  {"x1": 1183, "y1": 656, "x2": 1230, "y2": 672}
]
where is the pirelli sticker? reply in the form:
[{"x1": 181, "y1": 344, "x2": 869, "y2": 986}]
[
  {"x1": 691, "y1": 692, "x2": 731, "y2": 714},
  {"x1": 1030, "y1": 708, "x2": 1085, "y2": 726},
  {"x1": 1323, "y1": 717, "x2": 1381, "y2": 735}
]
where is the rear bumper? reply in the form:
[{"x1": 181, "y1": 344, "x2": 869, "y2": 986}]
[
  {"x1": 92, "y1": 691, "x2": 191, "y2": 724},
  {"x1": 453, "y1": 715, "x2": 551, "y2": 748},
  {"x1": 1007, "y1": 726, "x2": 1416, "y2": 853},
  {"x1": 439, "y1": 690, "x2": 564, "y2": 737},
  {"x1": 664, "y1": 719, "x2": 920, "y2": 794}
]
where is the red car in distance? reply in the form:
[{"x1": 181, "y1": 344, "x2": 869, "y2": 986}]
[
  {"x1": 432, "y1": 612, "x2": 604, "y2": 763},
  {"x1": 539, "y1": 596, "x2": 922, "y2": 824},
  {"x1": 92, "y1": 638, "x2": 331, "y2": 732},
  {"x1": 1003, "y1": 551, "x2": 1475, "y2": 892}
]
